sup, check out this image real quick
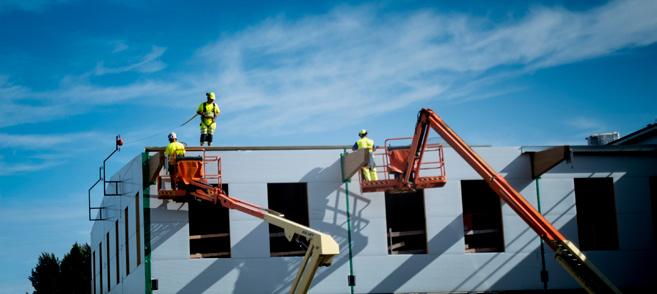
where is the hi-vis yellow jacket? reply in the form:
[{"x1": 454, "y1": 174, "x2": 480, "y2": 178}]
[
  {"x1": 196, "y1": 102, "x2": 221, "y2": 126},
  {"x1": 165, "y1": 141, "x2": 186, "y2": 157},
  {"x1": 356, "y1": 137, "x2": 374, "y2": 152}
]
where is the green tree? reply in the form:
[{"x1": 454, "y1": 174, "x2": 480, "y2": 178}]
[
  {"x1": 28, "y1": 252, "x2": 60, "y2": 294},
  {"x1": 28, "y1": 243, "x2": 91, "y2": 294},
  {"x1": 60, "y1": 243, "x2": 91, "y2": 294}
]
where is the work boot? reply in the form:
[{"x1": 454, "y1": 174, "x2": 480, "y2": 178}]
[{"x1": 207, "y1": 134, "x2": 213, "y2": 146}]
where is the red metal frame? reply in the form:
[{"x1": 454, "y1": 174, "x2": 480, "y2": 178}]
[
  {"x1": 359, "y1": 136, "x2": 446, "y2": 193},
  {"x1": 157, "y1": 149, "x2": 222, "y2": 198},
  {"x1": 399, "y1": 108, "x2": 618, "y2": 293},
  {"x1": 157, "y1": 150, "x2": 266, "y2": 219}
]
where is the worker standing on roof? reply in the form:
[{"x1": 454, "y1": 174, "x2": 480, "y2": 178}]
[
  {"x1": 353, "y1": 129, "x2": 378, "y2": 181},
  {"x1": 197, "y1": 91, "x2": 221, "y2": 146},
  {"x1": 165, "y1": 132, "x2": 186, "y2": 189}
]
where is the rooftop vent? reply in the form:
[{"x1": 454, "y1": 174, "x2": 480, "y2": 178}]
[{"x1": 586, "y1": 131, "x2": 619, "y2": 146}]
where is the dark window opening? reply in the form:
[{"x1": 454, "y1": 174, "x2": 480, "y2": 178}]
[
  {"x1": 385, "y1": 189, "x2": 428, "y2": 254},
  {"x1": 574, "y1": 178, "x2": 619, "y2": 250},
  {"x1": 267, "y1": 183, "x2": 309, "y2": 257},
  {"x1": 92, "y1": 250, "x2": 96, "y2": 294},
  {"x1": 136, "y1": 193, "x2": 141, "y2": 266},
  {"x1": 461, "y1": 180, "x2": 505, "y2": 253},
  {"x1": 115, "y1": 221, "x2": 120, "y2": 284},
  {"x1": 125, "y1": 207, "x2": 130, "y2": 274},
  {"x1": 98, "y1": 243, "x2": 103, "y2": 294},
  {"x1": 106, "y1": 233, "x2": 110, "y2": 292},
  {"x1": 189, "y1": 184, "x2": 231, "y2": 258}
]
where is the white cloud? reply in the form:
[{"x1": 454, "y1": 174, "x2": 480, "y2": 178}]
[
  {"x1": 2, "y1": 0, "x2": 657, "y2": 134},
  {"x1": 0, "y1": 132, "x2": 108, "y2": 175},
  {"x1": 196, "y1": 0, "x2": 657, "y2": 135},
  {"x1": 0, "y1": 132, "x2": 103, "y2": 149},
  {"x1": 94, "y1": 46, "x2": 167, "y2": 75},
  {"x1": 0, "y1": 155, "x2": 64, "y2": 175},
  {"x1": 111, "y1": 40, "x2": 129, "y2": 53}
]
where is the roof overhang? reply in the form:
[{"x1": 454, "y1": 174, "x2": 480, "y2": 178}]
[{"x1": 522, "y1": 144, "x2": 657, "y2": 179}]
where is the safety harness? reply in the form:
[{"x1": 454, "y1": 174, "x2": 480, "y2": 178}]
[{"x1": 201, "y1": 102, "x2": 218, "y2": 127}]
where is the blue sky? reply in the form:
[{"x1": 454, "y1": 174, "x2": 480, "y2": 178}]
[{"x1": 1, "y1": 0, "x2": 656, "y2": 292}]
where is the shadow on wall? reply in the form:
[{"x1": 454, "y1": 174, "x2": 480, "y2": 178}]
[
  {"x1": 173, "y1": 222, "x2": 288, "y2": 293},
  {"x1": 177, "y1": 155, "x2": 373, "y2": 293},
  {"x1": 297, "y1": 158, "x2": 373, "y2": 291},
  {"x1": 370, "y1": 170, "x2": 573, "y2": 293},
  {"x1": 178, "y1": 223, "x2": 290, "y2": 293},
  {"x1": 150, "y1": 200, "x2": 187, "y2": 251},
  {"x1": 452, "y1": 196, "x2": 577, "y2": 292},
  {"x1": 370, "y1": 215, "x2": 463, "y2": 293},
  {"x1": 489, "y1": 218, "x2": 579, "y2": 292},
  {"x1": 457, "y1": 171, "x2": 655, "y2": 292},
  {"x1": 499, "y1": 154, "x2": 534, "y2": 192}
]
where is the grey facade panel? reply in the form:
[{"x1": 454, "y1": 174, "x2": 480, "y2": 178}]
[{"x1": 91, "y1": 147, "x2": 657, "y2": 293}]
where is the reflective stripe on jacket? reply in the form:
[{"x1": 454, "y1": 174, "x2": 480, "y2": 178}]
[
  {"x1": 196, "y1": 102, "x2": 220, "y2": 126},
  {"x1": 356, "y1": 137, "x2": 374, "y2": 153},
  {"x1": 165, "y1": 142, "x2": 186, "y2": 157}
]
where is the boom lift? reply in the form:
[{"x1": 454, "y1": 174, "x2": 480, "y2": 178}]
[
  {"x1": 350, "y1": 108, "x2": 620, "y2": 293},
  {"x1": 156, "y1": 149, "x2": 339, "y2": 294}
]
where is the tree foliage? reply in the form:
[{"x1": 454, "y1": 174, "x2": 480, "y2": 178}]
[
  {"x1": 29, "y1": 242, "x2": 91, "y2": 294},
  {"x1": 29, "y1": 253, "x2": 60, "y2": 294}
]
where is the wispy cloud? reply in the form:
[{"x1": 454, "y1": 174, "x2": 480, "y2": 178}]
[
  {"x1": 111, "y1": 40, "x2": 129, "y2": 53},
  {"x1": 0, "y1": 155, "x2": 65, "y2": 175},
  {"x1": 198, "y1": 0, "x2": 657, "y2": 134},
  {"x1": 0, "y1": 132, "x2": 107, "y2": 175},
  {"x1": 0, "y1": 132, "x2": 103, "y2": 149},
  {"x1": 2, "y1": 0, "x2": 656, "y2": 134},
  {"x1": 94, "y1": 46, "x2": 167, "y2": 75}
]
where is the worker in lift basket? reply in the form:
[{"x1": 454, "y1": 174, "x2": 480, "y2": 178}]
[
  {"x1": 352, "y1": 129, "x2": 378, "y2": 181},
  {"x1": 197, "y1": 91, "x2": 221, "y2": 146},
  {"x1": 165, "y1": 132, "x2": 186, "y2": 189}
]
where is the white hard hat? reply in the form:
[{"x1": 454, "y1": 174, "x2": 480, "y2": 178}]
[{"x1": 168, "y1": 132, "x2": 177, "y2": 140}]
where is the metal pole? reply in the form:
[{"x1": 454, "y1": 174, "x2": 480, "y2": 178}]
[
  {"x1": 536, "y1": 177, "x2": 549, "y2": 291},
  {"x1": 340, "y1": 151, "x2": 356, "y2": 294}
]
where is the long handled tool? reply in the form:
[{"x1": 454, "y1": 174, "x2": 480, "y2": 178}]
[{"x1": 179, "y1": 113, "x2": 199, "y2": 127}]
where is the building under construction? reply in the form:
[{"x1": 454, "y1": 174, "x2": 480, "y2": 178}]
[{"x1": 89, "y1": 109, "x2": 657, "y2": 293}]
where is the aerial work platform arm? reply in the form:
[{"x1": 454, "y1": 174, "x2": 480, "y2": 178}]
[
  {"x1": 412, "y1": 108, "x2": 620, "y2": 293},
  {"x1": 158, "y1": 158, "x2": 339, "y2": 294}
]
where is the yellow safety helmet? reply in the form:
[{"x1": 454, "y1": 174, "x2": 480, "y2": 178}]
[
  {"x1": 206, "y1": 91, "x2": 216, "y2": 100},
  {"x1": 359, "y1": 129, "x2": 367, "y2": 136}
]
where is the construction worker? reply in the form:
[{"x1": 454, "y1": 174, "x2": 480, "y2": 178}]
[
  {"x1": 197, "y1": 91, "x2": 221, "y2": 146},
  {"x1": 165, "y1": 132, "x2": 186, "y2": 188},
  {"x1": 352, "y1": 129, "x2": 378, "y2": 181}
]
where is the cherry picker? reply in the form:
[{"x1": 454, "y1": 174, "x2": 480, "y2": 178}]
[
  {"x1": 155, "y1": 148, "x2": 339, "y2": 294},
  {"x1": 345, "y1": 108, "x2": 620, "y2": 293}
]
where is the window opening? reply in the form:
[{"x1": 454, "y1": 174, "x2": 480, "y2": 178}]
[
  {"x1": 136, "y1": 193, "x2": 141, "y2": 265},
  {"x1": 267, "y1": 183, "x2": 310, "y2": 256},
  {"x1": 125, "y1": 207, "x2": 130, "y2": 274},
  {"x1": 189, "y1": 184, "x2": 231, "y2": 258},
  {"x1": 574, "y1": 178, "x2": 619, "y2": 250},
  {"x1": 115, "y1": 220, "x2": 120, "y2": 284},
  {"x1": 99, "y1": 243, "x2": 103, "y2": 294},
  {"x1": 106, "y1": 233, "x2": 110, "y2": 292},
  {"x1": 384, "y1": 189, "x2": 428, "y2": 254},
  {"x1": 461, "y1": 180, "x2": 505, "y2": 252}
]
